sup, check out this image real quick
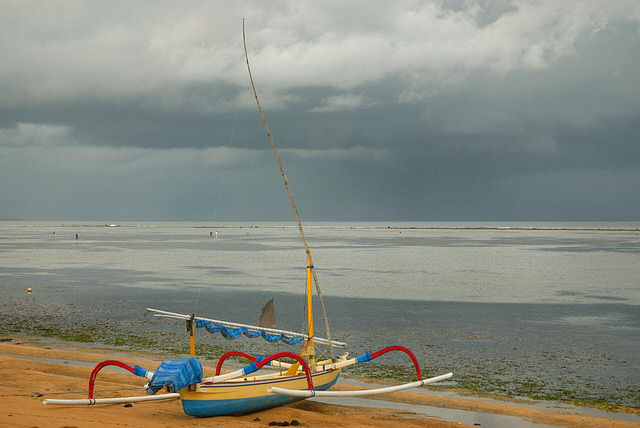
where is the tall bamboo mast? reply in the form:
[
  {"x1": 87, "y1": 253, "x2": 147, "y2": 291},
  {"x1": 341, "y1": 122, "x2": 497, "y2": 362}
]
[
  {"x1": 242, "y1": 20, "x2": 335, "y2": 359},
  {"x1": 306, "y1": 251, "x2": 315, "y2": 367}
]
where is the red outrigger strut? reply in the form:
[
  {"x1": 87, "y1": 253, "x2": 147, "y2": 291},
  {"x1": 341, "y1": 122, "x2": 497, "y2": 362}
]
[{"x1": 88, "y1": 360, "x2": 138, "y2": 399}]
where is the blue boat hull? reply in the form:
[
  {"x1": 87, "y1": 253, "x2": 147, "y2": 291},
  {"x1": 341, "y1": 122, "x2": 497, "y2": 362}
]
[{"x1": 181, "y1": 370, "x2": 340, "y2": 417}]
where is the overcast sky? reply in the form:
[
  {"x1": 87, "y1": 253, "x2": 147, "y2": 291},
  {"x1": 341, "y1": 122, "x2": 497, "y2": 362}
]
[{"x1": 1, "y1": 1, "x2": 639, "y2": 221}]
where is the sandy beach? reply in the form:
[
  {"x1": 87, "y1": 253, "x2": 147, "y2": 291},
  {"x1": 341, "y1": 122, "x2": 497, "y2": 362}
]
[
  {"x1": 3, "y1": 0, "x2": 640, "y2": 424},
  {"x1": 1, "y1": 339, "x2": 637, "y2": 428}
]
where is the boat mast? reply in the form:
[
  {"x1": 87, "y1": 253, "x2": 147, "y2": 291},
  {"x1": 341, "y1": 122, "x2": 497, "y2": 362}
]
[
  {"x1": 188, "y1": 313, "x2": 196, "y2": 357},
  {"x1": 306, "y1": 251, "x2": 315, "y2": 367},
  {"x1": 242, "y1": 20, "x2": 335, "y2": 360}
]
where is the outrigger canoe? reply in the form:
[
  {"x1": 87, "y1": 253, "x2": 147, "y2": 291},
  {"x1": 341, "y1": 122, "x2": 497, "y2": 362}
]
[{"x1": 42, "y1": 21, "x2": 453, "y2": 417}]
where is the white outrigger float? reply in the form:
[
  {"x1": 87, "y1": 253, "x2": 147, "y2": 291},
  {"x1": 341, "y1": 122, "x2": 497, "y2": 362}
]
[{"x1": 43, "y1": 21, "x2": 452, "y2": 417}]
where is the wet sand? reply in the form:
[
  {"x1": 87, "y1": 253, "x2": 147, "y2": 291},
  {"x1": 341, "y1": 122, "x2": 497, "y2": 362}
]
[{"x1": 0, "y1": 340, "x2": 638, "y2": 427}]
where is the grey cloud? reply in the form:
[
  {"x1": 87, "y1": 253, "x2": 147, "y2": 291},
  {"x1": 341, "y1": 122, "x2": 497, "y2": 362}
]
[
  {"x1": 1, "y1": 1, "x2": 639, "y2": 221},
  {"x1": 309, "y1": 93, "x2": 380, "y2": 113},
  {"x1": 1, "y1": 1, "x2": 613, "y2": 108},
  {"x1": 0, "y1": 123, "x2": 72, "y2": 147}
]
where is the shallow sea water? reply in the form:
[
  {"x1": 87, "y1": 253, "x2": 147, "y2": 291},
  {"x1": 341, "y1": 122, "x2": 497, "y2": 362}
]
[{"x1": 0, "y1": 221, "x2": 638, "y2": 406}]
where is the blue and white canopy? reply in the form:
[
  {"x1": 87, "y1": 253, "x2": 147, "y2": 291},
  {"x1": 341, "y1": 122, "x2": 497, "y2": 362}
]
[
  {"x1": 146, "y1": 308, "x2": 347, "y2": 348},
  {"x1": 196, "y1": 319, "x2": 305, "y2": 345}
]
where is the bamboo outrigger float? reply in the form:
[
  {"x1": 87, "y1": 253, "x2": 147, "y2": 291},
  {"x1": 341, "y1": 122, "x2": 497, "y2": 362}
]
[{"x1": 42, "y1": 21, "x2": 452, "y2": 417}]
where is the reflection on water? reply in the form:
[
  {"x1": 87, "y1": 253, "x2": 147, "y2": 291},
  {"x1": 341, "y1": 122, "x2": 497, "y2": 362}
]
[
  {"x1": 1, "y1": 221, "x2": 639, "y2": 304},
  {"x1": 0, "y1": 221, "x2": 638, "y2": 406}
]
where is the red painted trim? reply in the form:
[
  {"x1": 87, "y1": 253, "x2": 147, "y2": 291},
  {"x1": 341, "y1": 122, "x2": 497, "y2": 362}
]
[
  {"x1": 215, "y1": 350, "x2": 313, "y2": 390},
  {"x1": 370, "y1": 346, "x2": 422, "y2": 380},
  {"x1": 253, "y1": 352, "x2": 314, "y2": 390},
  {"x1": 201, "y1": 368, "x2": 335, "y2": 387},
  {"x1": 88, "y1": 360, "x2": 136, "y2": 399},
  {"x1": 215, "y1": 351, "x2": 258, "y2": 376}
]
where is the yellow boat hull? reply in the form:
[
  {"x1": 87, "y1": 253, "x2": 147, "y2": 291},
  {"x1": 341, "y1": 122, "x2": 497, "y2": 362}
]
[{"x1": 180, "y1": 368, "x2": 341, "y2": 417}]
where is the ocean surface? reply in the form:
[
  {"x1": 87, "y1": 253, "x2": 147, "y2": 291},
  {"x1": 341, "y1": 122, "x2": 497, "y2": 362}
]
[{"x1": 1, "y1": 221, "x2": 638, "y2": 406}]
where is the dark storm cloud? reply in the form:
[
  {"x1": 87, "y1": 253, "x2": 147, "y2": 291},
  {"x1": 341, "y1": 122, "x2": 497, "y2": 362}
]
[{"x1": 1, "y1": 1, "x2": 639, "y2": 220}]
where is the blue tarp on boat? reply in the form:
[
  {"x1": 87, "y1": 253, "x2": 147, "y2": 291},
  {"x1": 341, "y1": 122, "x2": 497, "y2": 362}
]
[
  {"x1": 196, "y1": 320, "x2": 305, "y2": 345},
  {"x1": 147, "y1": 357, "x2": 203, "y2": 394}
]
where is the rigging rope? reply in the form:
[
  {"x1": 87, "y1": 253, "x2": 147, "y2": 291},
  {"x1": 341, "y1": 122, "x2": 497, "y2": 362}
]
[
  {"x1": 213, "y1": 111, "x2": 238, "y2": 223},
  {"x1": 242, "y1": 20, "x2": 335, "y2": 359}
]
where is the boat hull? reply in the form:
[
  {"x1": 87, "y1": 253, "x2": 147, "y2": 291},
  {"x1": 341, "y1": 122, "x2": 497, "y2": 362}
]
[{"x1": 180, "y1": 368, "x2": 340, "y2": 417}]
